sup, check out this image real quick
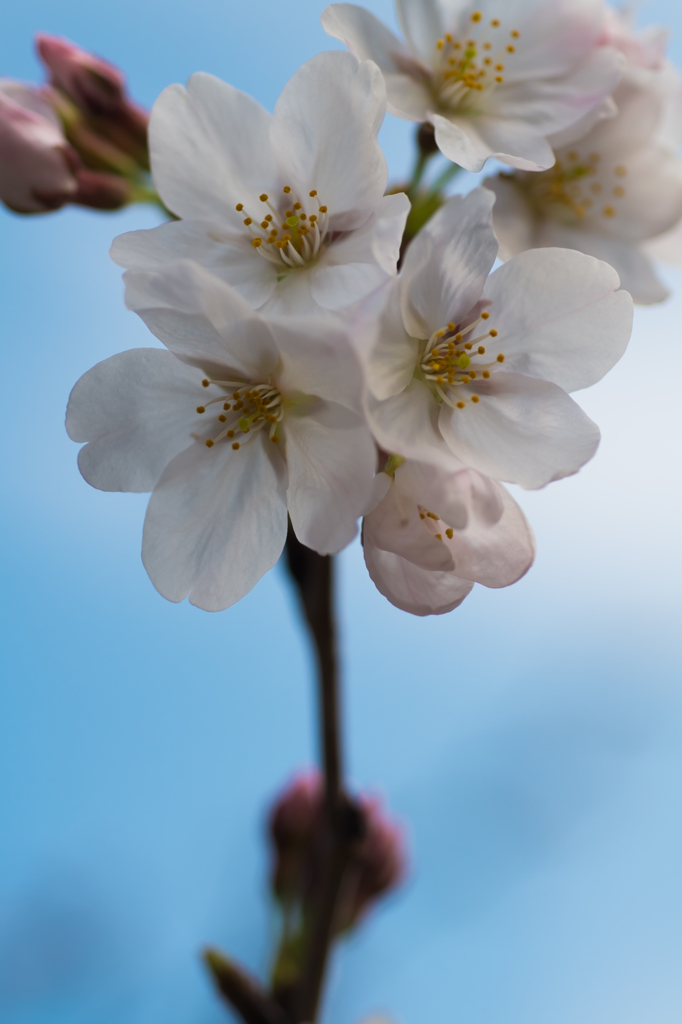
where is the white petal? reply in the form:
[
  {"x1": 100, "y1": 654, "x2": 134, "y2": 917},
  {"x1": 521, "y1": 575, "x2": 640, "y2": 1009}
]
[
  {"x1": 269, "y1": 315, "x2": 366, "y2": 412},
  {"x1": 644, "y1": 217, "x2": 682, "y2": 264},
  {"x1": 431, "y1": 112, "x2": 555, "y2": 173},
  {"x1": 110, "y1": 222, "x2": 277, "y2": 309},
  {"x1": 67, "y1": 349, "x2": 202, "y2": 493},
  {"x1": 369, "y1": 378, "x2": 462, "y2": 469},
  {"x1": 363, "y1": 537, "x2": 474, "y2": 617},
  {"x1": 400, "y1": 189, "x2": 498, "y2": 337},
  {"x1": 142, "y1": 438, "x2": 287, "y2": 611},
  {"x1": 484, "y1": 175, "x2": 536, "y2": 260},
  {"x1": 149, "y1": 73, "x2": 277, "y2": 221},
  {"x1": 124, "y1": 261, "x2": 280, "y2": 379},
  {"x1": 311, "y1": 192, "x2": 410, "y2": 309},
  {"x1": 364, "y1": 475, "x2": 455, "y2": 572},
  {"x1": 285, "y1": 401, "x2": 376, "y2": 554},
  {"x1": 482, "y1": 248, "x2": 633, "y2": 391},
  {"x1": 360, "y1": 278, "x2": 421, "y2": 401},
  {"x1": 270, "y1": 51, "x2": 388, "y2": 231},
  {"x1": 394, "y1": 0, "x2": 444, "y2": 65},
  {"x1": 438, "y1": 371, "x2": 601, "y2": 489},
  {"x1": 537, "y1": 226, "x2": 669, "y2": 306}
]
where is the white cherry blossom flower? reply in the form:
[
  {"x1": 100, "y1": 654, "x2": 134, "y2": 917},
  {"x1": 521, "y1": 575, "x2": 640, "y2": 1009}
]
[
  {"x1": 110, "y1": 51, "x2": 409, "y2": 315},
  {"x1": 66, "y1": 261, "x2": 377, "y2": 611},
  {"x1": 360, "y1": 189, "x2": 633, "y2": 490},
  {"x1": 363, "y1": 457, "x2": 535, "y2": 616},
  {"x1": 486, "y1": 20, "x2": 682, "y2": 304},
  {"x1": 322, "y1": 0, "x2": 623, "y2": 173}
]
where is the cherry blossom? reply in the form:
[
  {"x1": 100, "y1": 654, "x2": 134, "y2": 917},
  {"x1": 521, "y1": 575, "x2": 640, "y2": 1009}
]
[
  {"x1": 0, "y1": 79, "x2": 78, "y2": 212},
  {"x1": 66, "y1": 261, "x2": 377, "y2": 611},
  {"x1": 363, "y1": 457, "x2": 535, "y2": 616},
  {"x1": 486, "y1": 22, "x2": 682, "y2": 303},
  {"x1": 111, "y1": 51, "x2": 409, "y2": 315},
  {"x1": 360, "y1": 189, "x2": 633, "y2": 490},
  {"x1": 322, "y1": 0, "x2": 623, "y2": 173}
]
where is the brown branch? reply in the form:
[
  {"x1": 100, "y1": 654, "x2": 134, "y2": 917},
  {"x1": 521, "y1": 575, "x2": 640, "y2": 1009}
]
[{"x1": 204, "y1": 949, "x2": 291, "y2": 1024}]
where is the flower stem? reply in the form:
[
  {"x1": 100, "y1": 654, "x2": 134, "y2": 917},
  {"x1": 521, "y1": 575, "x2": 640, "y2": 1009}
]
[{"x1": 283, "y1": 525, "x2": 356, "y2": 1023}]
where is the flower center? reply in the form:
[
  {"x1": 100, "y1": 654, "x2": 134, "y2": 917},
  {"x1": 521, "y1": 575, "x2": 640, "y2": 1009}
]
[
  {"x1": 235, "y1": 186, "x2": 331, "y2": 270},
  {"x1": 432, "y1": 12, "x2": 519, "y2": 112},
  {"x1": 418, "y1": 310, "x2": 506, "y2": 410},
  {"x1": 516, "y1": 150, "x2": 628, "y2": 225},
  {"x1": 195, "y1": 376, "x2": 284, "y2": 450},
  {"x1": 417, "y1": 505, "x2": 455, "y2": 543}
]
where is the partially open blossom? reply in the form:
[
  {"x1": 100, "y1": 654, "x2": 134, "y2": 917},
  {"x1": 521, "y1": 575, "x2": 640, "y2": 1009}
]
[
  {"x1": 363, "y1": 458, "x2": 535, "y2": 616},
  {"x1": 360, "y1": 189, "x2": 633, "y2": 489},
  {"x1": 322, "y1": 0, "x2": 623, "y2": 173},
  {"x1": 0, "y1": 79, "x2": 78, "y2": 212},
  {"x1": 486, "y1": 29, "x2": 682, "y2": 303},
  {"x1": 36, "y1": 33, "x2": 149, "y2": 167},
  {"x1": 268, "y1": 770, "x2": 405, "y2": 930},
  {"x1": 111, "y1": 51, "x2": 409, "y2": 315},
  {"x1": 66, "y1": 261, "x2": 377, "y2": 611}
]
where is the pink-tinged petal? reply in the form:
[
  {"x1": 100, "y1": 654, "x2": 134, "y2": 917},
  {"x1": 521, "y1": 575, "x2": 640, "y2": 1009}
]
[
  {"x1": 321, "y1": 3, "x2": 431, "y2": 120},
  {"x1": 269, "y1": 315, "x2": 366, "y2": 412},
  {"x1": 365, "y1": 474, "x2": 455, "y2": 571},
  {"x1": 369, "y1": 379, "x2": 463, "y2": 470},
  {"x1": 446, "y1": 482, "x2": 536, "y2": 588},
  {"x1": 149, "y1": 72, "x2": 277, "y2": 222},
  {"x1": 482, "y1": 248, "x2": 633, "y2": 391},
  {"x1": 398, "y1": 461, "x2": 504, "y2": 530},
  {"x1": 310, "y1": 192, "x2": 409, "y2": 310},
  {"x1": 438, "y1": 372, "x2": 601, "y2": 489},
  {"x1": 271, "y1": 51, "x2": 388, "y2": 231},
  {"x1": 142, "y1": 437, "x2": 287, "y2": 612},
  {"x1": 123, "y1": 261, "x2": 279, "y2": 379},
  {"x1": 67, "y1": 348, "x2": 201, "y2": 493},
  {"x1": 286, "y1": 401, "x2": 376, "y2": 554},
  {"x1": 401, "y1": 189, "x2": 497, "y2": 337},
  {"x1": 111, "y1": 222, "x2": 277, "y2": 309},
  {"x1": 363, "y1": 537, "x2": 473, "y2": 617},
  {"x1": 644, "y1": 217, "x2": 682, "y2": 264}
]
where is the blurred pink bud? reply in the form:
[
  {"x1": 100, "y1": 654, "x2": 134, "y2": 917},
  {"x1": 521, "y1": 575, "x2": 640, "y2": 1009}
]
[
  {"x1": 0, "y1": 80, "x2": 78, "y2": 213},
  {"x1": 269, "y1": 771, "x2": 322, "y2": 899},
  {"x1": 72, "y1": 168, "x2": 132, "y2": 210},
  {"x1": 344, "y1": 795, "x2": 406, "y2": 928},
  {"x1": 36, "y1": 34, "x2": 149, "y2": 166}
]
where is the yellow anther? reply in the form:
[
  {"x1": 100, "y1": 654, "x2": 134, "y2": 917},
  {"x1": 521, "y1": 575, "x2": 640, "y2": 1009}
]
[
  {"x1": 437, "y1": 38, "x2": 445, "y2": 50},
  {"x1": 309, "y1": 189, "x2": 318, "y2": 197},
  {"x1": 205, "y1": 439, "x2": 214, "y2": 448},
  {"x1": 511, "y1": 29, "x2": 520, "y2": 38},
  {"x1": 484, "y1": 57, "x2": 492, "y2": 65},
  {"x1": 223, "y1": 403, "x2": 231, "y2": 410},
  {"x1": 252, "y1": 238, "x2": 262, "y2": 248},
  {"x1": 482, "y1": 370, "x2": 490, "y2": 379},
  {"x1": 615, "y1": 165, "x2": 627, "y2": 177},
  {"x1": 489, "y1": 328, "x2": 498, "y2": 337},
  {"x1": 283, "y1": 186, "x2": 292, "y2": 194},
  {"x1": 260, "y1": 221, "x2": 269, "y2": 229},
  {"x1": 293, "y1": 202, "x2": 302, "y2": 210},
  {"x1": 435, "y1": 534, "x2": 443, "y2": 541},
  {"x1": 202, "y1": 379, "x2": 210, "y2": 388},
  {"x1": 244, "y1": 217, "x2": 253, "y2": 226},
  {"x1": 495, "y1": 63, "x2": 504, "y2": 71},
  {"x1": 469, "y1": 370, "x2": 477, "y2": 378},
  {"x1": 603, "y1": 205, "x2": 615, "y2": 217},
  {"x1": 218, "y1": 414, "x2": 227, "y2": 423},
  {"x1": 483, "y1": 41, "x2": 491, "y2": 49},
  {"x1": 419, "y1": 512, "x2": 426, "y2": 520},
  {"x1": 196, "y1": 406, "x2": 206, "y2": 414},
  {"x1": 227, "y1": 430, "x2": 235, "y2": 438},
  {"x1": 446, "y1": 528, "x2": 454, "y2": 539},
  {"x1": 495, "y1": 76, "x2": 504, "y2": 82},
  {"x1": 447, "y1": 321, "x2": 456, "y2": 330},
  {"x1": 613, "y1": 186, "x2": 625, "y2": 197},
  {"x1": 319, "y1": 205, "x2": 328, "y2": 213},
  {"x1": 507, "y1": 44, "x2": 516, "y2": 53},
  {"x1": 491, "y1": 18, "x2": 500, "y2": 27},
  {"x1": 437, "y1": 376, "x2": 444, "y2": 385},
  {"x1": 231, "y1": 442, "x2": 240, "y2": 450},
  {"x1": 471, "y1": 395, "x2": 480, "y2": 403},
  {"x1": 471, "y1": 11, "x2": 482, "y2": 22},
  {"x1": 457, "y1": 401, "x2": 466, "y2": 409},
  {"x1": 496, "y1": 353, "x2": 505, "y2": 363},
  {"x1": 455, "y1": 333, "x2": 463, "y2": 342},
  {"x1": 478, "y1": 346, "x2": 486, "y2": 355}
]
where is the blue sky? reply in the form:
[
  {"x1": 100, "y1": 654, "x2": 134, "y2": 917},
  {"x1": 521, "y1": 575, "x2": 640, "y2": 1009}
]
[{"x1": 1, "y1": 3, "x2": 682, "y2": 1023}]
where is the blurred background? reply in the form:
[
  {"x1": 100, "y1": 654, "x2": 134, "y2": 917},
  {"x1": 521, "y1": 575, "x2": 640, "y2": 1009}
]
[{"x1": 1, "y1": 1, "x2": 682, "y2": 1022}]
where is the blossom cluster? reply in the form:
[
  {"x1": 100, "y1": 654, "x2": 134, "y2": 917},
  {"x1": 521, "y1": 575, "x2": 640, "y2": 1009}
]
[{"x1": 39, "y1": 0, "x2": 681, "y2": 615}]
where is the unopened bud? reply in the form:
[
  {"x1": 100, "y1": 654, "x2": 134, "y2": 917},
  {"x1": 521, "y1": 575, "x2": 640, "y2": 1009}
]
[
  {"x1": 342, "y1": 794, "x2": 406, "y2": 929},
  {"x1": 0, "y1": 80, "x2": 78, "y2": 213},
  {"x1": 36, "y1": 34, "x2": 149, "y2": 168},
  {"x1": 73, "y1": 168, "x2": 132, "y2": 210},
  {"x1": 269, "y1": 771, "x2": 322, "y2": 900}
]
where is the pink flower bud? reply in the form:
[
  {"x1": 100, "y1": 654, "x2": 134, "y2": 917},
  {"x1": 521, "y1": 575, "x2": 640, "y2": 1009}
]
[
  {"x1": 36, "y1": 35, "x2": 149, "y2": 167},
  {"x1": 342, "y1": 795, "x2": 406, "y2": 929},
  {"x1": 269, "y1": 771, "x2": 322, "y2": 899},
  {"x1": 0, "y1": 80, "x2": 78, "y2": 213}
]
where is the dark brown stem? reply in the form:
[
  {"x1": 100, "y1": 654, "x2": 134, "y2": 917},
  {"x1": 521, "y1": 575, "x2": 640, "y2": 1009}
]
[
  {"x1": 204, "y1": 949, "x2": 291, "y2": 1024},
  {"x1": 283, "y1": 525, "x2": 356, "y2": 1023}
]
